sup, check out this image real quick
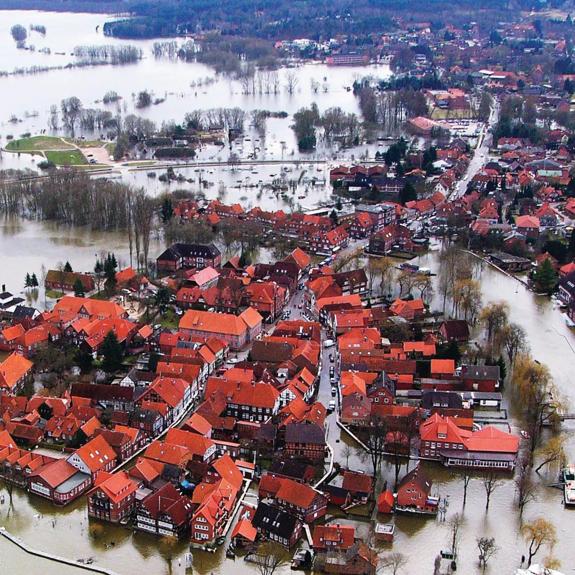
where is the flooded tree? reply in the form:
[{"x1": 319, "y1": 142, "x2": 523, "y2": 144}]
[
  {"x1": 356, "y1": 416, "x2": 388, "y2": 495},
  {"x1": 482, "y1": 472, "x2": 503, "y2": 512},
  {"x1": 477, "y1": 537, "x2": 498, "y2": 572},
  {"x1": 10, "y1": 24, "x2": 27, "y2": 46},
  {"x1": 131, "y1": 189, "x2": 156, "y2": 271},
  {"x1": 479, "y1": 301, "x2": 509, "y2": 352},
  {"x1": 447, "y1": 513, "x2": 464, "y2": 559},
  {"x1": 503, "y1": 323, "x2": 528, "y2": 368},
  {"x1": 512, "y1": 355, "x2": 559, "y2": 457},
  {"x1": 521, "y1": 518, "x2": 556, "y2": 567},
  {"x1": 60, "y1": 96, "x2": 83, "y2": 136},
  {"x1": 103, "y1": 90, "x2": 121, "y2": 104},
  {"x1": 158, "y1": 535, "x2": 179, "y2": 575},
  {"x1": 515, "y1": 456, "x2": 537, "y2": 517},
  {"x1": 437, "y1": 245, "x2": 473, "y2": 314},
  {"x1": 136, "y1": 90, "x2": 152, "y2": 108},
  {"x1": 380, "y1": 552, "x2": 407, "y2": 575},
  {"x1": 461, "y1": 469, "x2": 472, "y2": 507},
  {"x1": 534, "y1": 435, "x2": 566, "y2": 474},
  {"x1": 254, "y1": 542, "x2": 289, "y2": 575},
  {"x1": 292, "y1": 104, "x2": 320, "y2": 151},
  {"x1": 285, "y1": 70, "x2": 299, "y2": 94},
  {"x1": 48, "y1": 104, "x2": 59, "y2": 131},
  {"x1": 74, "y1": 45, "x2": 142, "y2": 64},
  {"x1": 451, "y1": 278, "x2": 481, "y2": 323}
]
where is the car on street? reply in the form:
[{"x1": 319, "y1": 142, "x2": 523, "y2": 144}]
[{"x1": 328, "y1": 399, "x2": 336, "y2": 412}]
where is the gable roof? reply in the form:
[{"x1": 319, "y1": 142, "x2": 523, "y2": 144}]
[
  {"x1": 179, "y1": 309, "x2": 262, "y2": 337},
  {"x1": 0, "y1": 353, "x2": 33, "y2": 390},
  {"x1": 71, "y1": 434, "x2": 116, "y2": 473}
]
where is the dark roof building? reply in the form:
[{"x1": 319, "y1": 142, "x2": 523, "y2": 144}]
[
  {"x1": 252, "y1": 502, "x2": 302, "y2": 548},
  {"x1": 156, "y1": 243, "x2": 222, "y2": 273}
]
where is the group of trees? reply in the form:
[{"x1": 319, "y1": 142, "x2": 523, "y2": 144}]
[
  {"x1": 10, "y1": 24, "x2": 27, "y2": 48},
  {"x1": 237, "y1": 68, "x2": 282, "y2": 96},
  {"x1": 184, "y1": 107, "x2": 246, "y2": 133},
  {"x1": 24, "y1": 272, "x2": 39, "y2": 288},
  {"x1": 357, "y1": 84, "x2": 428, "y2": 129},
  {"x1": 292, "y1": 103, "x2": 360, "y2": 151},
  {"x1": 73, "y1": 44, "x2": 142, "y2": 64},
  {"x1": 366, "y1": 256, "x2": 396, "y2": 298},
  {"x1": 101, "y1": 0, "x2": 398, "y2": 41},
  {"x1": 1, "y1": 172, "x2": 159, "y2": 273},
  {"x1": 94, "y1": 252, "x2": 118, "y2": 294},
  {"x1": 493, "y1": 95, "x2": 541, "y2": 144},
  {"x1": 437, "y1": 245, "x2": 482, "y2": 323},
  {"x1": 531, "y1": 258, "x2": 558, "y2": 294}
]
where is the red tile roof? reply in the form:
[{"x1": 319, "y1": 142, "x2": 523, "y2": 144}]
[
  {"x1": 0, "y1": 353, "x2": 33, "y2": 390},
  {"x1": 71, "y1": 434, "x2": 116, "y2": 473}
]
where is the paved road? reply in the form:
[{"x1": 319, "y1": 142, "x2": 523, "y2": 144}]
[{"x1": 451, "y1": 100, "x2": 500, "y2": 199}]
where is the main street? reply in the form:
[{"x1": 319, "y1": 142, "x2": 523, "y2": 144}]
[{"x1": 451, "y1": 100, "x2": 500, "y2": 199}]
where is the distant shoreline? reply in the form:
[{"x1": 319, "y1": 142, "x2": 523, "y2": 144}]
[{"x1": 0, "y1": 1, "x2": 125, "y2": 14}]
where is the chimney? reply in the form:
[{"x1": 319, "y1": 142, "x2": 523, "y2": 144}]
[{"x1": 2, "y1": 284, "x2": 5, "y2": 292}]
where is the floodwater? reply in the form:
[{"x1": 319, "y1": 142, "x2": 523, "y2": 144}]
[
  {"x1": 0, "y1": 216, "x2": 163, "y2": 300},
  {"x1": 0, "y1": 9, "x2": 392, "y2": 294},
  {"x1": 0, "y1": 8, "x2": 574, "y2": 575}
]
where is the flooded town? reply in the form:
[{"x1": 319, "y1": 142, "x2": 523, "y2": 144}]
[{"x1": 0, "y1": 2, "x2": 574, "y2": 575}]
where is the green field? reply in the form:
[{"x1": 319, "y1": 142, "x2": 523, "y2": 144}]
[
  {"x1": 68, "y1": 138, "x2": 106, "y2": 148},
  {"x1": 45, "y1": 289, "x2": 65, "y2": 299},
  {"x1": 6, "y1": 135, "x2": 75, "y2": 152},
  {"x1": 45, "y1": 149, "x2": 87, "y2": 166}
]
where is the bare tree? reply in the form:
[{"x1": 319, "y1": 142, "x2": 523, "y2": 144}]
[
  {"x1": 285, "y1": 70, "x2": 299, "y2": 95},
  {"x1": 48, "y1": 104, "x2": 59, "y2": 131},
  {"x1": 60, "y1": 96, "x2": 83, "y2": 136},
  {"x1": 515, "y1": 457, "x2": 537, "y2": 517},
  {"x1": 131, "y1": 189, "x2": 155, "y2": 272},
  {"x1": 503, "y1": 322, "x2": 528, "y2": 367},
  {"x1": 482, "y1": 472, "x2": 503, "y2": 512},
  {"x1": 447, "y1": 513, "x2": 464, "y2": 559},
  {"x1": 380, "y1": 552, "x2": 407, "y2": 575},
  {"x1": 255, "y1": 542, "x2": 289, "y2": 575},
  {"x1": 357, "y1": 416, "x2": 388, "y2": 495},
  {"x1": 477, "y1": 537, "x2": 498, "y2": 572},
  {"x1": 342, "y1": 443, "x2": 353, "y2": 468},
  {"x1": 462, "y1": 469, "x2": 472, "y2": 507}
]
